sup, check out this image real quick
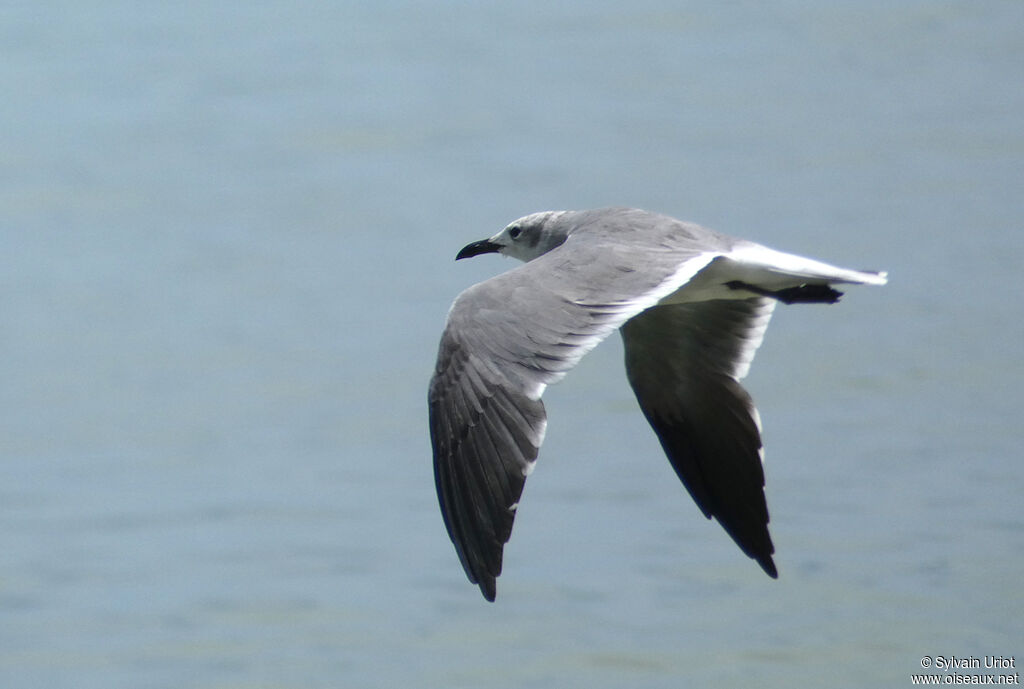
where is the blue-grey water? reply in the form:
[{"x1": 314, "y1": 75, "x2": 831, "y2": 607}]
[{"x1": 2, "y1": 2, "x2": 1021, "y2": 687}]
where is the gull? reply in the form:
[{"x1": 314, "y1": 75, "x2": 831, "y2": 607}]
[{"x1": 428, "y1": 207, "x2": 886, "y2": 601}]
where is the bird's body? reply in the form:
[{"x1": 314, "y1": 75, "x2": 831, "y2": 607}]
[{"x1": 429, "y1": 207, "x2": 886, "y2": 601}]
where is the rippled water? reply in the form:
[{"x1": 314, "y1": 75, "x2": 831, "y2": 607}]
[{"x1": 2, "y1": 2, "x2": 1021, "y2": 687}]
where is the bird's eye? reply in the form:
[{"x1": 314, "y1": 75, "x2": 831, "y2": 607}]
[{"x1": 508, "y1": 226, "x2": 522, "y2": 240}]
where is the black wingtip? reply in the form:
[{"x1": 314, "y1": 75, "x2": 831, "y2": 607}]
[
  {"x1": 760, "y1": 557, "x2": 779, "y2": 579},
  {"x1": 480, "y1": 579, "x2": 497, "y2": 602},
  {"x1": 725, "y1": 280, "x2": 844, "y2": 304}
]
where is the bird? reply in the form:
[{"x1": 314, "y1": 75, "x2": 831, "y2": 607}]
[{"x1": 428, "y1": 207, "x2": 887, "y2": 601}]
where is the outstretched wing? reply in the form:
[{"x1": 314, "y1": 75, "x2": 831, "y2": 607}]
[
  {"x1": 429, "y1": 227, "x2": 721, "y2": 600},
  {"x1": 428, "y1": 329, "x2": 546, "y2": 602},
  {"x1": 620, "y1": 297, "x2": 779, "y2": 576}
]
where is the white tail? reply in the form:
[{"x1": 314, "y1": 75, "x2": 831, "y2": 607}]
[{"x1": 728, "y1": 242, "x2": 888, "y2": 287}]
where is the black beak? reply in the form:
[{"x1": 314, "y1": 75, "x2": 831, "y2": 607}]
[{"x1": 455, "y1": 239, "x2": 501, "y2": 260}]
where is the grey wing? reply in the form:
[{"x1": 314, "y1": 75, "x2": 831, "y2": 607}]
[
  {"x1": 620, "y1": 297, "x2": 780, "y2": 577},
  {"x1": 428, "y1": 285, "x2": 613, "y2": 602},
  {"x1": 428, "y1": 330, "x2": 546, "y2": 602},
  {"x1": 430, "y1": 238, "x2": 720, "y2": 600}
]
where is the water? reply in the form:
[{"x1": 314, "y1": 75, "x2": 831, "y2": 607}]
[{"x1": 2, "y1": 2, "x2": 1021, "y2": 687}]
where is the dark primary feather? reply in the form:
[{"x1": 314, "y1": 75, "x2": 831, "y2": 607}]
[
  {"x1": 429, "y1": 334, "x2": 546, "y2": 601},
  {"x1": 620, "y1": 298, "x2": 778, "y2": 577}
]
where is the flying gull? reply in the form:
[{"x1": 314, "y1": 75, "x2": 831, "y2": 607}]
[{"x1": 428, "y1": 207, "x2": 887, "y2": 601}]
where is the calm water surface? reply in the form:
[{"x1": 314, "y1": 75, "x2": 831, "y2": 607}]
[{"x1": 1, "y1": 2, "x2": 1021, "y2": 687}]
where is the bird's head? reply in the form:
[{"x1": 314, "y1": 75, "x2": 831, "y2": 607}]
[{"x1": 456, "y1": 211, "x2": 571, "y2": 263}]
